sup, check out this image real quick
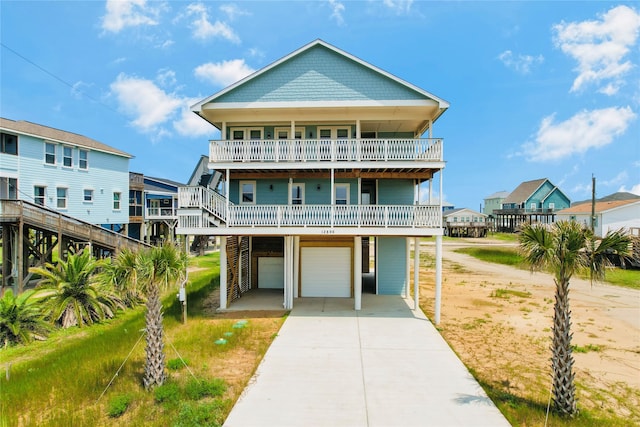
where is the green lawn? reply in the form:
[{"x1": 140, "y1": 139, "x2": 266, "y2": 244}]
[
  {"x1": 0, "y1": 252, "x2": 285, "y2": 426},
  {"x1": 455, "y1": 246, "x2": 640, "y2": 290}
]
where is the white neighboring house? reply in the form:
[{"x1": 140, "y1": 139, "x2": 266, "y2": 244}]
[{"x1": 556, "y1": 198, "x2": 640, "y2": 237}]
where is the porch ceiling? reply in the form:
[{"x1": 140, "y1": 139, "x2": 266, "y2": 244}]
[
  {"x1": 196, "y1": 103, "x2": 441, "y2": 134},
  {"x1": 226, "y1": 167, "x2": 437, "y2": 180}
]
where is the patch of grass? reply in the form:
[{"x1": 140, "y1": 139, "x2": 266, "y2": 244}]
[
  {"x1": 572, "y1": 344, "x2": 603, "y2": 353},
  {"x1": 175, "y1": 400, "x2": 226, "y2": 427},
  {"x1": 155, "y1": 381, "x2": 181, "y2": 404},
  {"x1": 107, "y1": 393, "x2": 132, "y2": 418},
  {"x1": 601, "y1": 268, "x2": 640, "y2": 290},
  {"x1": 455, "y1": 246, "x2": 525, "y2": 267},
  {"x1": 185, "y1": 378, "x2": 227, "y2": 400},
  {"x1": 486, "y1": 232, "x2": 519, "y2": 243},
  {"x1": 491, "y1": 288, "x2": 532, "y2": 299},
  {"x1": 167, "y1": 357, "x2": 189, "y2": 370}
]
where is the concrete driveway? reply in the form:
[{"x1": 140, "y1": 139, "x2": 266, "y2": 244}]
[{"x1": 223, "y1": 295, "x2": 510, "y2": 427}]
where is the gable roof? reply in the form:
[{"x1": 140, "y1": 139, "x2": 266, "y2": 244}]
[
  {"x1": 484, "y1": 191, "x2": 510, "y2": 200},
  {"x1": 557, "y1": 199, "x2": 640, "y2": 215},
  {"x1": 443, "y1": 208, "x2": 487, "y2": 218},
  {"x1": 502, "y1": 178, "x2": 547, "y2": 204},
  {"x1": 192, "y1": 39, "x2": 449, "y2": 132},
  {"x1": 0, "y1": 117, "x2": 132, "y2": 158}
]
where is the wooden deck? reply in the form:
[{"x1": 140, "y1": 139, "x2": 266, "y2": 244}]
[{"x1": 1, "y1": 199, "x2": 148, "y2": 292}]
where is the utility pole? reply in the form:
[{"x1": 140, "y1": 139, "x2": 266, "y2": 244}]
[{"x1": 591, "y1": 174, "x2": 596, "y2": 234}]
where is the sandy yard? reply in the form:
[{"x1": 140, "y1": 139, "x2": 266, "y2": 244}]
[{"x1": 416, "y1": 239, "x2": 640, "y2": 421}]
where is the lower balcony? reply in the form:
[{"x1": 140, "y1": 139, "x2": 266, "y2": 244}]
[{"x1": 177, "y1": 204, "x2": 442, "y2": 236}]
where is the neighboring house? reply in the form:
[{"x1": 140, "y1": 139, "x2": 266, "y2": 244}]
[
  {"x1": 443, "y1": 208, "x2": 488, "y2": 237},
  {"x1": 495, "y1": 178, "x2": 570, "y2": 232},
  {"x1": 177, "y1": 40, "x2": 449, "y2": 317},
  {"x1": 187, "y1": 154, "x2": 223, "y2": 191},
  {"x1": 143, "y1": 176, "x2": 182, "y2": 244},
  {"x1": 556, "y1": 194, "x2": 640, "y2": 237},
  {"x1": 483, "y1": 191, "x2": 509, "y2": 216},
  {"x1": 0, "y1": 117, "x2": 131, "y2": 229},
  {"x1": 128, "y1": 172, "x2": 145, "y2": 240}
]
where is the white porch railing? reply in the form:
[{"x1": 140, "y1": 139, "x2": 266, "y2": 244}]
[
  {"x1": 209, "y1": 138, "x2": 442, "y2": 163},
  {"x1": 178, "y1": 203, "x2": 441, "y2": 229},
  {"x1": 146, "y1": 207, "x2": 177, "y2": 219},
  {"x1": 178, "y1": 186, "x2": 228, "y2": 222}
]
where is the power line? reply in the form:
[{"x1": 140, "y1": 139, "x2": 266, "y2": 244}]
[{"x1": 1, "y1": 42, "x2": 121, "y2": 115}]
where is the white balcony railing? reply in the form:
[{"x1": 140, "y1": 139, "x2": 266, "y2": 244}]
[
  {"x1": 145, "y1": 207, "x2": 177, "y2": 219},
  {"x1": 178, "y1": 203, "x2": 441, "y2": 229},
  {"x1": 209, "y1": 138, "x2": 443, "y2": 163},
  {"x1": 179, "y1": 186, "x2": 228, "y2": 222}
]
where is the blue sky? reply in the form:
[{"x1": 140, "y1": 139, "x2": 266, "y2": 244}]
[{"x1": 1, "y1": 1, "x2": 639, "y2": 209}]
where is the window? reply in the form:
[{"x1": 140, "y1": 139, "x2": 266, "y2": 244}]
[
  {"x1": 0, "y1": 177, "x2": 17, "y2": 199},
  {"x1": 45, "y1": 143, "x2": 56, "y2": 164},
  {"x1": 335, "y1": 183, "x2": 350, "y2": 205},
  {"x1": 530, "y1": 202, "x2": 537, "y2": 211},
  {"x1": 129, "y1": 190, "x2": 142, "y2": 216},
  {"x1": 34, "y1": 186, "x2": 45, "y2": 206},
  {"x1": 79, "y1": 149, "x2": 88, "y2": 169},
  {"x1": 63, "y1": 146, "x2": 73, "y2": 167},
  {"x1": 549, "y1": 202, "x2": 555, "y2": 211},
  {"x1": 56, "y1": 187, "x2": 68, "y2": 209},
  {"x1": 291, "y1": 183, "x2": 305, "y2": 205},
  {"x1": 113, "y1": 192, "x2": 121, "y2": 210},
  {"x1": 83, "y1": 189, "x2": 94, "y2": 202},
  {"x1": 0, "y1": 132, "x2": 18, "y2": 155},
  {"x1": 240, "y1": 181, "x2": 256, "y2": 204}
]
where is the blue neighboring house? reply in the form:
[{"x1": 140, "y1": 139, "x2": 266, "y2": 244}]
[
  {"x1": 177, "y1": 40, "x2": 450, "y2": 319},
  {"x1": 496, "y1": 178, "x2": 571, "y2": 232},
  {"x1": 1, "y1": 117, "x2": 131, "y2": 231}
]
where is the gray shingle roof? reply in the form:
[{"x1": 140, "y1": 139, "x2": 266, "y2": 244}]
[
  {"x1": 0, "y1": 117, "x2": 132, "y2": 158},
  {"x1": 502, "y1": 179, "x2": 547, "y2": 204}
]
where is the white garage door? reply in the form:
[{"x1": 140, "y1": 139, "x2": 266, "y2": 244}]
[
  {"x1": 258, "y1": 257, "x2": 284, "y2": 289},
  {"x1": 301, "y1": 247, "x2": 351, "y2": 297}
]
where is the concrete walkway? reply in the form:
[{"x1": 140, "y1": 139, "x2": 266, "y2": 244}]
[{"x1": 223, "y1": 295, "x2": 510, "y2": 427}]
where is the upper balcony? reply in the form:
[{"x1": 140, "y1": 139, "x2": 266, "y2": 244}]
[{"x1": 209, "y1": 138, "x2": 443, "y2": 169}]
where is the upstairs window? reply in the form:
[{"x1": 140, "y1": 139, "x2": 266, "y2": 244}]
[
  {"x1": 335, "y1": 184, "x2": 349, "y2": 205},
  {"x1": 79, "y1": 149, "x2": 88, "y2": 170},
  {"x1": 63, "y1": 146, "x2": 73, "y2": 168},
  {"x1": 57, "y1": 187, "x2": 68, "y2": 209},
  {"x1": 45, "y1": 143, "x2": 56, "y2": 164},
  {"x1": 1, "y1": 132, "x2": 18, "y2": 155},
  {"x1": 549, "y1": 202, "x2": 555, "y2": 211},
  {"x1": 0, "y1": 177, "x2": 17, "y2": 199},
  {"x1": 240, "y1": 181, "x2": 255, "y2": 204},
  {"x1": 34, "y1": 186, "x2": 46, "y2": 206},
  {"x1": 83, "y1": 189, "x2": 94, "y2": 202},
  {"x1": 113, "y1": 192, "x2": 121, "y2": 210}
]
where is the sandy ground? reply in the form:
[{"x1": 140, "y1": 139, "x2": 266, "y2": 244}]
[{"x1": 417, "y1": 239, "x2": 640, "y2": 420}]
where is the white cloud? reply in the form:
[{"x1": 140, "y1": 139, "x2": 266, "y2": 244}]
[
  {"x1": 600, "y1": 171, "x2": 628, "y2": 187},
  {"x1": 110, "y1": 73, "x2": 183, "y2": 134},
  {"x1": 498, "y1": 50, "x2": 544, "y2": 74},
  {"x1": 619, "y1": 183, "x2": 640, "y2": 195},
  {"x1": 194, "y1": 59, "x2": 255, "y2": 87},
  {"x1": 220, "y1": 4, "x2": 249, "y2": 21},
  {"x1": 553, "y1": 5, "x2": 640, "y2": 95},
  {"x1": 523, "y1": 106, "x2": 636, "y2": 161},
  {"x1": 383, "y1": 0, "x2": 413, "y2": 14},
  {"x1": 186, "y1": 2, "x2": 240, "y2": 43},
  {"x1": 71, "y1": 81, "x2": 92, "y2": 100},
  {"x1": 156, "y1": 69, "x2": 177, "y2": 88},
  {"x1": 174, "y1": 100, "x2": 215, "y2": 137},
  {"x1": 327, "y1": 0, "x2": 345, "y2": 25},
  {"x1": 101, "y1": 0, "x2": 160, "y2": 33}
]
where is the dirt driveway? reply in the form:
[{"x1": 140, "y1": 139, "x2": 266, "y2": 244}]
[{"x1": 417, "y1": 239, "x2": 640, "y2": 421}]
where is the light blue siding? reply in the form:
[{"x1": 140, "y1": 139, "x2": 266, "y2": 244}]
[
  {"x1": 229, "y1": 179, "x2": 359, "y2": 205},
  {"x1": 3, "y1": 133, "x2": 129, "y2": 225},
  {"x1": 377, "y1": 237, "x2": 406, "y2": 295},
  {"x1": 216, "y1": 45, "x2": 428, "y2": 104},
  {"x1": 544, "y1": 189, "x2": 571, "y2": 210},
  {"x1": 378, "y1": 180, "x2": 414, "y2": 204}
]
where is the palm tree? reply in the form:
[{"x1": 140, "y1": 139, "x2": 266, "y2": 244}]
[
  {"x1": 101, "y1": 248, "x2": 145, "y2": 307},
  {"x1": 30, "y1": 248, "x2": 125, "y2": 328},
  {"x1": 110, "y1": 243, "x2": 187, "y2": 390},
  {"x1": 519, "y1": 221, "x2": 631, "y2": 416},
  {"x1": 0, "y1": 289, "x2": 51, "y2": 347}
]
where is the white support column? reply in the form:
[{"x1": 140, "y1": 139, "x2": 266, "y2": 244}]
[
  {"x1": 284, "y1": 236, "x2": 294, "y2": 309},
  {"x1": 413, "y1": 237, "x2": 420, "y2": 311},
  {"x1": 405, "y1": 238, "x2": 411, "y2": 298},
  {"x1": 356, "y1": 119, "x2": 361, "y2": 138},
  {"x1": 435, "y1": 234, "x2": 443, "y2": 324},
  {"x1": 222, "y1": 122, "x2": 227, "y2": 141},
  {"x1": 293, "y1": 236, "x2": 300, "y2": 298},
  {"x1": 354, "y1": 236, "x2": 362, "y2": 310},
  {"x1": 219, "y1": 236, "x2": 227, "y2": 310}
]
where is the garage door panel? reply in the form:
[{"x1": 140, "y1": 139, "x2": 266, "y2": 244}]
[{"x1": 301, "y1": 247, "x2": 351, "y2": 297}]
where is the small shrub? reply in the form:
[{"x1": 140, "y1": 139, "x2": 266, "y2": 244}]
[
  {"x1": 107, "y1": 394, "x2": 132, "y2": 418},
  {"x1": 185, "y1": 378, "x2": 227, "y2": 400},
  {"x1": 167, "y1": 357, "x2": 189, "y2": 370},
  {"x1": 174, "y1": 401, "x2": 225, "y2": 427},
  {"x1": 154, "y1": 381, "x2": 180, "y2": 404}
]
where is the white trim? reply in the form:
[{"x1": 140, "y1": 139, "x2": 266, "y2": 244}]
[
  {"x1": 239, "y1": 180, "x2": 256, "y2": 204},
  {"x1": 201, "y1": 99, "x2": 441, "y2": 111},
  {"x1": 334, "y1": 183, "x2": 350, "y2": 205},
  {"x1": 291, "y1": 182, "x2": 305, "y2": 205},
  {"x1": 62, "y1": 145, "x2": 73, "y2": 168},
  {"x1": 44, "y1": 141, "x2": 57, "y2": 165}
]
